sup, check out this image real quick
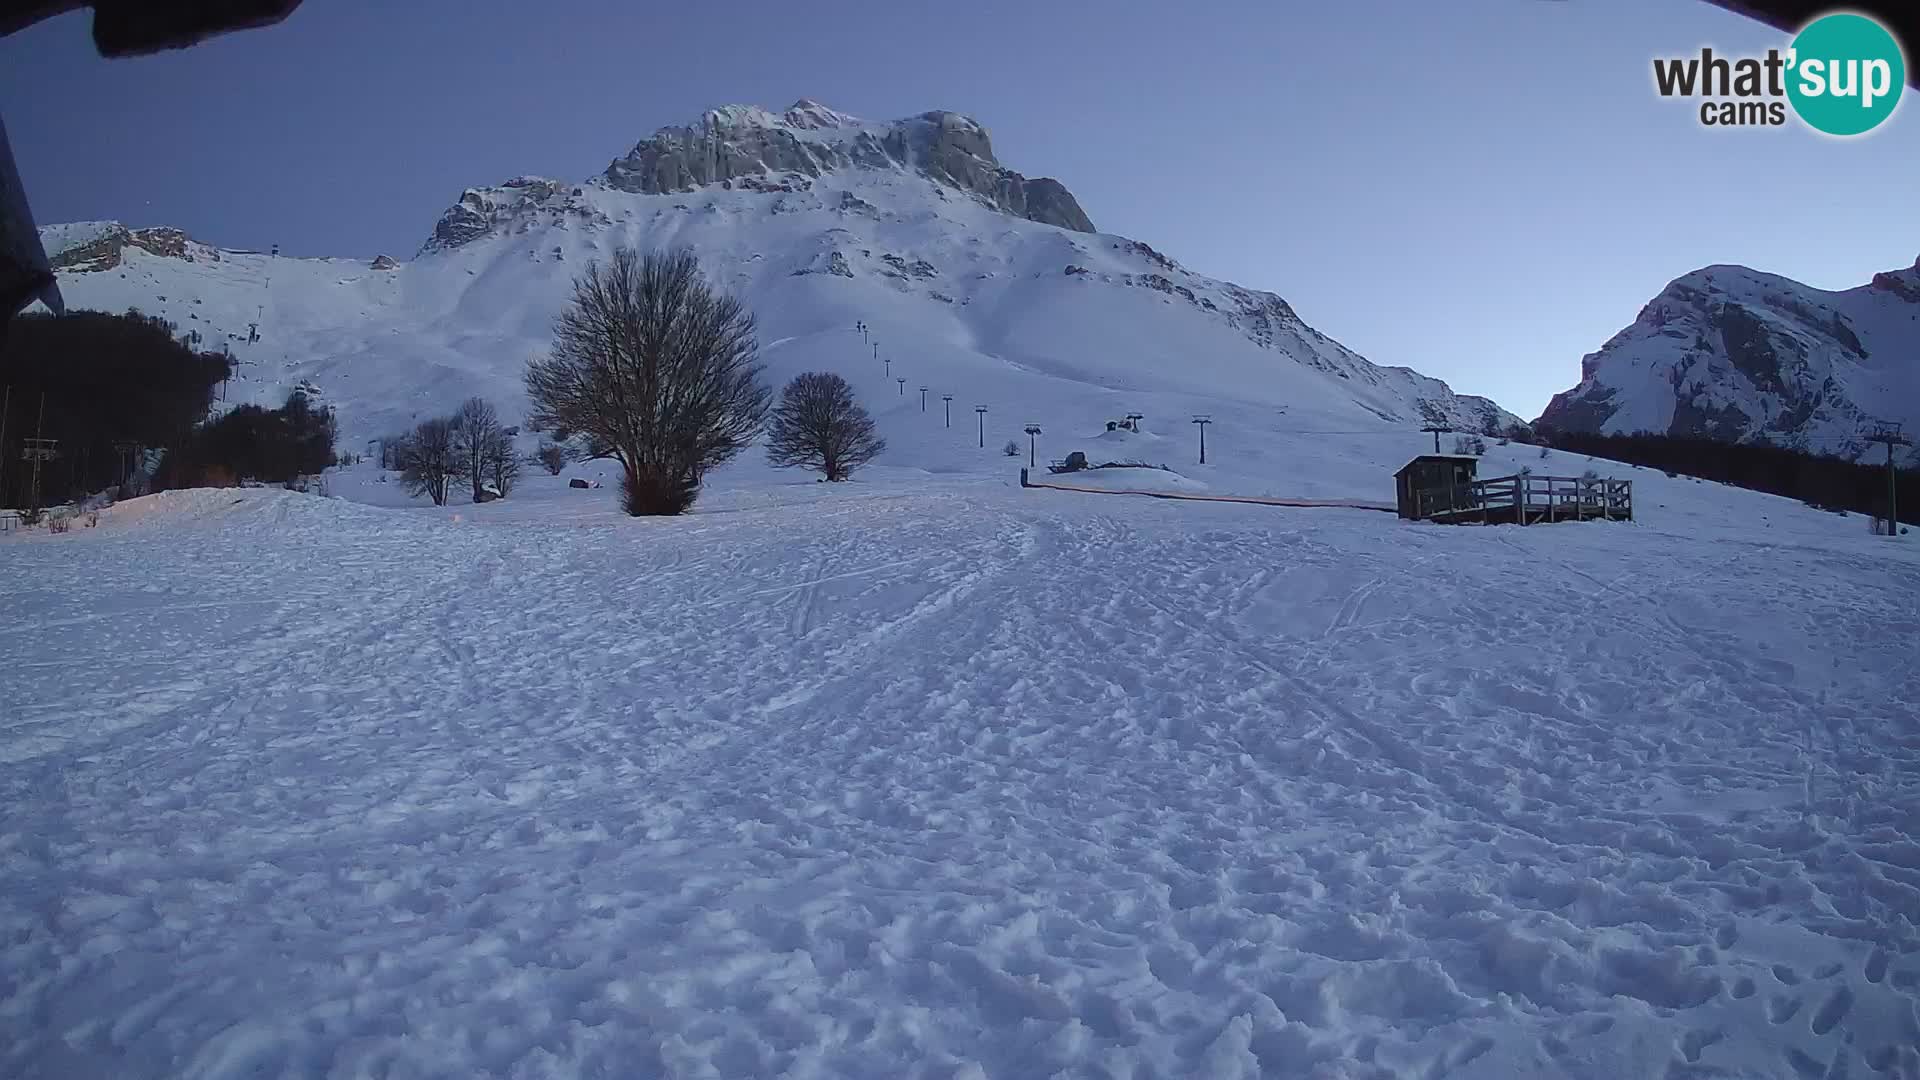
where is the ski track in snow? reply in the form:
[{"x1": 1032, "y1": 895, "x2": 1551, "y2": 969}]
[{"x1": 3, "y1": 485, "x2": 1920, "y2": 1080}]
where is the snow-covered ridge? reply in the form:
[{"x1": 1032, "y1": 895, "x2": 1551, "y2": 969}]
[
  {"x1": 589, "y1": 100, "x2": 1093, "y2": 240},
  {"x1": 422, "y1": 100, "x2": 1101, "y2": 255},
  {"x1": 1539, "y1": 255, "x2": 1920, "y2": 463},
  {"x1": 44, "y1": 221, "x2": 225, "y2": 273},
  {"x1": 37, "y1": 100, "x2": 1522, "y2": 445}
]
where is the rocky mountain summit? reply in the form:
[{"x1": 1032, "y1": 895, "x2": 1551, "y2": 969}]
[
  {"x1": 423, "y1": 102, "x2": 1094, "y2": 257},
  {"x1": 1539, "y1": 256, "x2": 1920, "y2": 462},
  {"x1": 601, "y1": 101, "x2": 1094, "y2": 233},
  {"x1": 44, "y1": 223, "x2": 221, "y2": 272}
]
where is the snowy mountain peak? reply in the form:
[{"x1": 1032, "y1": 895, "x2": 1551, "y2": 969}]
[
  {"x1": 38, "y1": 98, "x2": 1525, "y2": 449},
  {"x1": 1540, "y1": 257, "x2": 1920, "y2": 462},
  {"x1": 1867, "y1": 255, "x2": 1920, "y2": 302},
  {"x1": 595, "y1": 102, "x2": 1095, "y2": 235},
  {"x1": 781, "y1": 98, "x2": 862, "y2": 130},
  {"x1": 420, "y1": 103, "x2": 1095, "y2": 256}
]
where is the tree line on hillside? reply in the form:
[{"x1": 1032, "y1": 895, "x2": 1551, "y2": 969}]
[
  {"x1": 0, "y1": 310, "x2": 227, "y2": 509},
  {"x1": 1536, "y1": 427, "x2": 1917, "y2": 526},
  {"x1": 159, "y1": 390, "x2": 338, "y2": 490},
  {"x1": 0, "y1": 308, "x2": 346, "y2": 511}
]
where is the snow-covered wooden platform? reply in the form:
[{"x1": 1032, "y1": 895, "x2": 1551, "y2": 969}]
[{"x1": 1417, "y1": 472, "x2": 1633, "y2": 525}]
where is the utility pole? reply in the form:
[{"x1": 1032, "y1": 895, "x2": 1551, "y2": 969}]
[
  {"x1": 1866, "y1": 421, "x2": 1912, "y2": 537},
  {"x1": 897, "y1": 377, "x2": 906, "y2": 396},
  {"x1": 1024, "y1": 424, "x2": 1043, "y2": 468},
  {"x1": 1422, "y1": 424, "x2": 1449, "y2": 454},
  {"x1": 1192, "y1": 414, "x2": 1212, "y2": 465},
  {"x1": 919, "y1": 386, "x2": 929, "y2": 412},
  {"x1": 975, "y1": 405, "x2": 988, "y2": 448},
  {"x1": 942, "y1": 395, "x2": 953, "y2": 428}
]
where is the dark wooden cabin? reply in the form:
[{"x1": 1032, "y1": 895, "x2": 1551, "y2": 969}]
[
  {"x1": 1395, "y1": 454, "x2": 1633, "y2": 525},
  {"x1": 1394, "y1": 455, "x2": 1479, "y2": 519}
]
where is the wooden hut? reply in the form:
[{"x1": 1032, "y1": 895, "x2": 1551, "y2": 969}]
[{"x1": 1393, "y1": 455, "x2": 1478, "y2": 519}]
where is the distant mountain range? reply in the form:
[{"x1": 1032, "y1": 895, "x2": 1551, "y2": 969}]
[
  {"x1": 1539, "y1": 256, "x2": 1920, "y2": 464},
  {"x1": 35, "y1": 100, "x2": 1520, "y2": 446}
]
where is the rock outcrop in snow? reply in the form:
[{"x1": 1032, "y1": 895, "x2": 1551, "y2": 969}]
[
  {"x1": 1540, "y1": 257, "x2": 1920, "y2": 462},
  {"x1": 423, "y1": 177, "x2": 607, "y2": 254},
  {"x1": 597, "y1": 102, "x2": 1095, "y2": 234},
  {"x1": 45, "y1": 222, "x2": 221, "y2": 272}
]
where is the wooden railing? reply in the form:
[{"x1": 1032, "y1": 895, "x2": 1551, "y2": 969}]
[{"x1": 1415, "y1": 473, "x2": 1631, "y2": 524}]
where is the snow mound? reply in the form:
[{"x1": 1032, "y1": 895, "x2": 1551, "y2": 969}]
[
  {"x1": 1041, "y1": 465, "x2": 1208, "y2": 494},
  {"x1": 100, "y1": 486, "x2": 400, "y2": 532}
]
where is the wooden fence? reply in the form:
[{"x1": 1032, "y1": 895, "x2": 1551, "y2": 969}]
[
  {"x1": 1020, "y1": 470, "x2": 1395, "y2": 512},
  {"x1": 1416, "y1": 473, "x2": 1631, "y2": 525}
]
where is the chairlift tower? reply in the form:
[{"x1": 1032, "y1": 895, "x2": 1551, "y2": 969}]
[
  {"x1": 919, "y1": 386, "x2": 929, "y2": 412},
  {"x1": 1866, "y1": 421, "x2": 1912, "y2": 537},
  {"x1": 975, "y1": 405, "x2": 989, "y2": 448},
  {"x1": 942, "y1": 395, "x2": 953, "y2": 428},
  {"x1": 1024, "y1": 424, "x2": 1043, "y2": 468},
  {"x1": 1191, "y1": 414, "x2": 1213, "y2": 465}
]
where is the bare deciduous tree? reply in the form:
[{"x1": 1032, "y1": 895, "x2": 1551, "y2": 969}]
[
  {"x1": 488, "y1": 427, "x2": 521, "y2": 497},
  {"x1": 396, "y1": 416, "x2": 458, "y2": 506},
  {"x1": 536, "y1": 440, "x2": 572, "y2": 475},
  {"x1": 765, "y1": 371, "x2": 885, "y2": 482},
  {"x1": 454, "y1": 397, "x2": 504, "y2": 503},
  {"x1": 526, "y1": 247, "x2": 770, "y2": 515}
]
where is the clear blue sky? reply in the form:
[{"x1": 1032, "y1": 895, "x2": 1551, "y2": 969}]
[{"x1": 2, "y1": 0, "x2": 1914, "y2": 419}]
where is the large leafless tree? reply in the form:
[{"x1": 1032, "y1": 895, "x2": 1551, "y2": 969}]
[
  {"x1": 396, "y1": 416, "x2": 458, "y2": 506},
  {"x1": 453, "y1": 396, "x2": 504, "y2": 503},
  {"x1": 765, "y1": 371, "x2": 886, "y2": 482},
  {"x1": 526, "y1": 247, "x2": 769, "y2": 515},
  {"x1": 487, "y1": 427, "x2": 521, "y2": 498}
]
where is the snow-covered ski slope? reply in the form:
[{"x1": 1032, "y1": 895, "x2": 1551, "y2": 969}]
[
  {"x1": 38, "y1": 101, "x2": 1519, "y2": 474},
  {"x1": 4, "y1": 461, "x2": 1919, "y2": 1080}
]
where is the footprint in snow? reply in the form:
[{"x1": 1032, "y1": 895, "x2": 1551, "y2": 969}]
[{"x1": 1808, "y1": 985, "x2": 1852, "y2": 1036}]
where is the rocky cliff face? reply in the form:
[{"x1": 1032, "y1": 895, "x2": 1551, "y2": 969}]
[
  {"x1": 46, "y1": 223, "x2": 219, "y2": 272},
  {"x1": 422, "y1": 177, "x2": 612, "y2": 254},
  {"x1": 597, "y1": 102, "x2": 1095, "y2": 234},
  {"x1": 1539, "y1": 257, "x2": 1920, "y2": 462}
]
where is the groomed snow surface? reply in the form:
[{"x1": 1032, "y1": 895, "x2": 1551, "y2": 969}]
[{"x1": 5, "y1": 464, "x2": 1920, "y2": 1080}]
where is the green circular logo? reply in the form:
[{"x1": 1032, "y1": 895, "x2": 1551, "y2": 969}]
[{"x1": 1786, "y1": 13, "x2": 1906, "y2": 136}]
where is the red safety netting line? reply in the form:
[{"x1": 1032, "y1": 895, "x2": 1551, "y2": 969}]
[{"x1": 1020, "y1": 472, "x2": 1395, "y2": 513}]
